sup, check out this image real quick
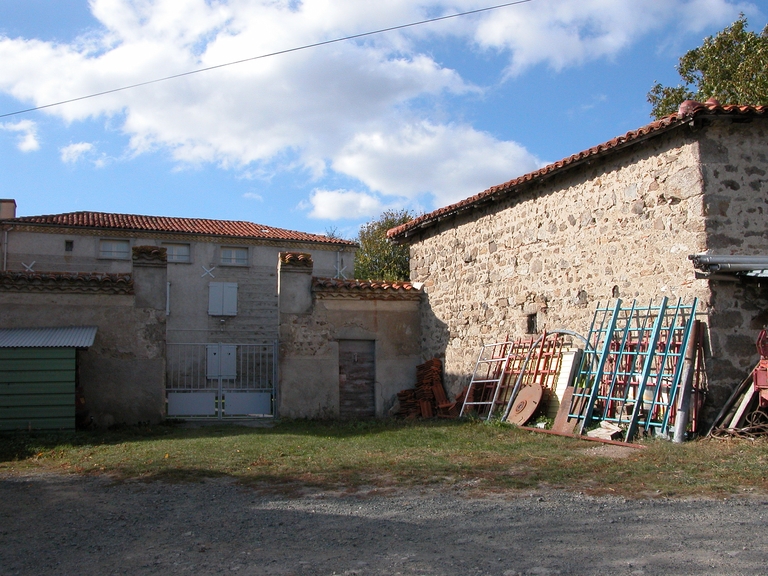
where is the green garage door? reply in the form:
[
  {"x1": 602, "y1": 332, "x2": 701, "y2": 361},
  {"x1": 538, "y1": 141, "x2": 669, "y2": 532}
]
[
  {"x1": 0, "y1": 326, "x2": 97, "y2": 431},
  {"x1": 0, "y1": 348, "x2": 77, "y2": 430}
]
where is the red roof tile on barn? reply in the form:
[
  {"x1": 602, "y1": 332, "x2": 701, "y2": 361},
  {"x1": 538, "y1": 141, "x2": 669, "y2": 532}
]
[
  {"x1": 8, "y1": 211, "x2": 356, "y2": 246},
  {"x1": 387, "y1": 100, "x2": 768, "y2": 240}
]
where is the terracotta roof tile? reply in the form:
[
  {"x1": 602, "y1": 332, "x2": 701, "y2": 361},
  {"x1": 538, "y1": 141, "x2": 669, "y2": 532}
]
[
  {"x1": 0, "y1": 271, "x2": 134, "y2": 295},
  {"x1": 7, "y1": 211, "x2": 356, "y2": 247},
  {"x1": 388, "y1": 100, "x2": 768, "y2": 240},
  {"x1": 312, "y1": 277, "x2": 422, "y2": 296},
  {"x1": 279, "y1": 252, "x2": 314, "y2": 267}
]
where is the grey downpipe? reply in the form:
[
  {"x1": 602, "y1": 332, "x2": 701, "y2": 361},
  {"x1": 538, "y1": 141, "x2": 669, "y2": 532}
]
[{"x1": 2, "y1": 227, "x2": 10, "y2": 271}]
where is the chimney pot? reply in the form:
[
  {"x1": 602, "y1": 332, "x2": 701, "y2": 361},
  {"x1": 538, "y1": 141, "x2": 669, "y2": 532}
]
[{"x1": 0, "y1": 199, "x2": 16, "y2": 220}]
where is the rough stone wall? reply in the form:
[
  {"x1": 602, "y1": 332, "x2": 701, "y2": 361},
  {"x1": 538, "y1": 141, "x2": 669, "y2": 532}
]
[
  {"x1": 700, "y1": 121, "x2": 768, "y2": 406},
  {"x1": 410, "y1": 128, "x2": 713, "y2": 396}
]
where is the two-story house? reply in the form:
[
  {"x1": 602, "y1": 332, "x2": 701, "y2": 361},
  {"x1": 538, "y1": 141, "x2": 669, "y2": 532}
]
[{"x1": 0, "y1": 200, "x2": 356, "y2": 421}]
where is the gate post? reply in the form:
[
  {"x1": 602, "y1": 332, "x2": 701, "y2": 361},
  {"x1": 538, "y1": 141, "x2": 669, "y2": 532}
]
[{"x1": 273, "y1": 339, "x2": 279, "y2": 418}]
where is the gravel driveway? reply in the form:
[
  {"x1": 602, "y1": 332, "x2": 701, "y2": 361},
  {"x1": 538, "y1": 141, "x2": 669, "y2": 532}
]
[{"x1": 2, "y1": 473, "x2": 767, "y2": 575}]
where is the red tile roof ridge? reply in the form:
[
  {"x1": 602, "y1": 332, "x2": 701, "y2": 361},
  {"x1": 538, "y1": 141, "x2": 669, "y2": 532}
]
[
  {"x1": 1, "y1": 270, "x2": 133, "y2": 281},
  {"x1": 0, "y1": 270, "x2": 134, "y2": 295},
  {"x1": 312, "y1": 277, "x2": 422, "y2": 292},
  {"x1": 7, "y1": 210, "x2": 357, "y2": 246},
  {"x1": 279, "y1": 252, "x2": 314, "y2": 266},
  {"x1": 388, "y1": 100, "x2": 768, "y2": 240}
]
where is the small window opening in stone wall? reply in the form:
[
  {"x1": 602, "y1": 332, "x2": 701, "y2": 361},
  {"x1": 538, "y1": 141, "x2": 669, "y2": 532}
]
[
  {"x1": 526, "y1": 313, "x2": 538, "y2": 334},
  {"x1": 612, "y1": 285, "x2": 620, "y2": 298},
  {"x1": 65, "y1": 240, "x2": 73, "y2": 252}
]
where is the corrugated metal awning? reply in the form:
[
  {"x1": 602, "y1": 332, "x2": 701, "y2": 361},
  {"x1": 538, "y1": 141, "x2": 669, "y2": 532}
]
[{"x1": 0, "y1": 326, "x2": 98, "y2": 348}]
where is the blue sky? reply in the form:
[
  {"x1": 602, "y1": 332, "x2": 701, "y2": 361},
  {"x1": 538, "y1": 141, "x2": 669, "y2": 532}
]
[{"x1": 0, "y1": 0, "x2": 765, "y2": 239}]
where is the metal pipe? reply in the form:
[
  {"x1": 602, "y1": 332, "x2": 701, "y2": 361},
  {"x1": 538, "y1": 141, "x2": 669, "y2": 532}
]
[
  {"x1": 2, "y1": 227, "x2": 10, "y2": 271},
  {"x1": 690, "y1": 254, "x2": 768, "y2": 265},
  {"x1": 709, "y1": 263, "x2": 768, "y2": 272},
  {"x1": 674, "y1": 320, "x2": 699, "y2": 443}
]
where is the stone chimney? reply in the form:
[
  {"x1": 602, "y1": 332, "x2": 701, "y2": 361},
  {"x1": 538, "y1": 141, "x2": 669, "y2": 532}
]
[
  {"x1": 0, "y1": 199, "x2": 16, "y2": 220},
  {"x1": 132, "y1": 246, "x2": 168, "y2": 311},
  {"x1": 278, "y1": 252, "x2": 314, "y2": 314}
]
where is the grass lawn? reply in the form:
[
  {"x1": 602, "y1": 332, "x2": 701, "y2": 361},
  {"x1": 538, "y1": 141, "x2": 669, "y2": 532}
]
[{"x1": 1, "y1": 419, "x2": 767, "y2": 498}]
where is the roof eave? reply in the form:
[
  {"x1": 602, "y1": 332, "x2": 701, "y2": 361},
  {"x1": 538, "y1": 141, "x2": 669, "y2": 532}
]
[
  {"x1": 389, "y1": 102, "x2": 767, "y2": 242},
  {"x1": 389, "y1": 118, "x2": 686, "y2": 243},
  {"x1": 4, "y1": 219, "x2": 357, "y2": 248}
]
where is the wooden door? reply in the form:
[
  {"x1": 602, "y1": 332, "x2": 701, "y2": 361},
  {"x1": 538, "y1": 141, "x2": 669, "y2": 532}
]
[{"x1": 338, "y1": 340, "x2": 375, "y2": 418}]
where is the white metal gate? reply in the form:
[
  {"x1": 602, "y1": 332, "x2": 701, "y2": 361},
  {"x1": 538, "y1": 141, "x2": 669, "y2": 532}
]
[{"x1": 166, "y1": 342, "x2": 277, "y2": 418}]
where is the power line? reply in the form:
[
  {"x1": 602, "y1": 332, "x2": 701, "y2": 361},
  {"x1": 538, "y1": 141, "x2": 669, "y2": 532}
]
[{"x1": 0, "y1": 0, "x2": 533, "y2": 119}]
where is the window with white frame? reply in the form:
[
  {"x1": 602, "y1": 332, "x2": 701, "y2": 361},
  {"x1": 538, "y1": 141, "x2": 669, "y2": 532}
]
[
  {"x1": 99, "y1": 239, "x2": 130, "y2": 259},
  {"x1": 221, "y1": 246, "x2": 248, "y2": 266},
  {"x1": 208, "y1": 282, "x2": 238, "y2": 316},
  {"x1": 164, "y1": 243, "x2": 191, "y2": 263}
]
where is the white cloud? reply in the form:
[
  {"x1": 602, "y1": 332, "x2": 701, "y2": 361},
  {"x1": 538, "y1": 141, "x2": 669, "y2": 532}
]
[
  {"x1": 0, "y1": 120, "x2": 40, "y2": 152},
  {"x1": 242, "y1": 192, "x2": 263, "y2": 201},
  {"x1": 60, "y1": 142, "x2": 94, "y2": 164},
  {"x1": 0, "y1": 0, "x2": 752, "y2": 211},
  {"x1": 469, "y1": 0, "x2": 751, "y2": 76},
  {"x1": 307, "y1": 189, "x2": 385, "y2": 220},
  {"x1": 334, "y1": 122, "x2": 542, "y2": 206}
]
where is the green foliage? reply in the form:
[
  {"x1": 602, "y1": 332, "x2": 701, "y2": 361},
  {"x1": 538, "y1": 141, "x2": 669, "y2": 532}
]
[
  {"x1": 354, "y1": 209, "x2": 414, "y2": 281},
  {"x1": 648, "y1": 15, "x2": 768, "y2": 119}
]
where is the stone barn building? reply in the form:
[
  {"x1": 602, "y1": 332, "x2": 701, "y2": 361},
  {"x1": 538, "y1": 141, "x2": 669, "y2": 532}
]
[{"x1": 388, "y1": 100, "x2": 768, "y2": 414}]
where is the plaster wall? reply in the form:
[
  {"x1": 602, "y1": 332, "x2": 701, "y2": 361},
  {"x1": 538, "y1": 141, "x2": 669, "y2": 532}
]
[
  {"x1": 1, "y1": 229, "x2": 354, "y2": 345},
  {"x1": 0, "y1": 292, "x2": 166, "y2": 427},
  {"x1": 278, "y1": 267, "x2": 421, "y2": 418}
]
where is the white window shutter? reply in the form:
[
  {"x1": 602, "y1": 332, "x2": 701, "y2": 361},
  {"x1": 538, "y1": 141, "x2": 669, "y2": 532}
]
[
  {"x1": 208, "y1": 282, "x2": 223, "y2": 315},
  {"x1": 222, "y1": 283, "x2": 238, "y2": 316}
]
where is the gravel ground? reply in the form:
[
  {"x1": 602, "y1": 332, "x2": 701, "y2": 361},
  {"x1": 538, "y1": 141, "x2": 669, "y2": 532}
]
[{"x1": 2, "y1": 473, "x2": 768, "y2": 576}]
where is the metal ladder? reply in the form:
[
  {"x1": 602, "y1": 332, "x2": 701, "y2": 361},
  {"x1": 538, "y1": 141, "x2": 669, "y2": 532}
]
[
  {"x1": 460, "y1": 340, "x2": 515, "y2": 419},
  {"x1": 568, "y1": 298, "x2": 699, "y2": 441}
]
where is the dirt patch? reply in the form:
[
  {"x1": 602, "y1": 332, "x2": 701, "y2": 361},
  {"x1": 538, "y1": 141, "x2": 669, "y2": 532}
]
[{"x1": 579, "y1": 443, "x2": 637, "y2": 458}]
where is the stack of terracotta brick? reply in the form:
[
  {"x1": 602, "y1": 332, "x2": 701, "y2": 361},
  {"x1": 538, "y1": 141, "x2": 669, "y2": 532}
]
[{"x1": 395, "y1": 359, "x2": 460, "y2": 419}]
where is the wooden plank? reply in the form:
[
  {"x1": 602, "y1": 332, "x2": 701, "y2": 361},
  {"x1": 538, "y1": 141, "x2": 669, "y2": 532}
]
[
  {"x1": 552, "y1": 384, "x2": 580, "y2": 434},
  {"x1": 707, "y1": 373, "x2": 754, "y2": 434},
  {"x1": 0, "y1": 405, "x2": 74, "y2": 419},
  {"x1": 0, "y1": 417, "x2": 75, "y2": 431},
  {"x1": 727, "y1": 385, "x2": 756, "y2": 429},
  {"x1": 0, "y1": 359, "x2": 76, "y2": 372},
  {"x1": 546, "y1": 349, "x2": 581, "y2": 420},
  {"x1": 0, "y1": 372, "x2": 76, "y2": 384},
  {"x1": 0, "y1": 348, "x2": 75, "y2": 360},
  {"x1": 0, "y1": 382, "x2": 75, "y2": 395},
  {"x1": 339, "y1": 340, "x2": 375, "y2": 418},
  {"x1": 2, "y1": 393, "x2": 75, "y2": 407}
]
